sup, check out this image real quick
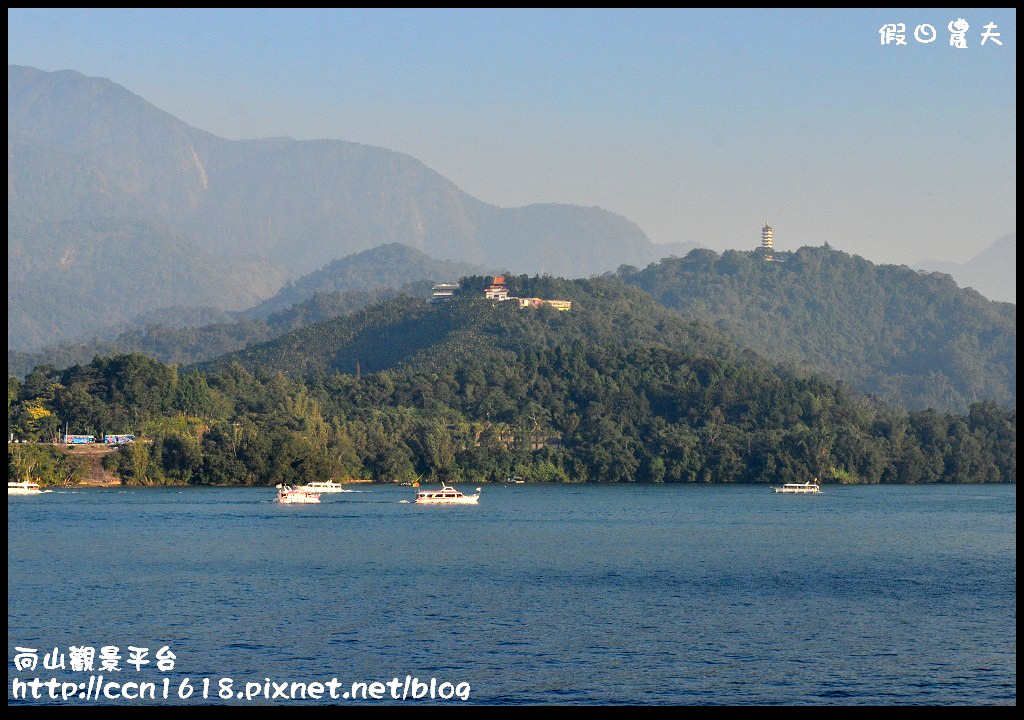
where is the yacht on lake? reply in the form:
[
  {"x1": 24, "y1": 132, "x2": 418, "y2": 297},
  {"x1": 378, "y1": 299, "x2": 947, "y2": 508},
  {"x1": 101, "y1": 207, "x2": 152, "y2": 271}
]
[
  {"x1": 275, "y1": 483, "x2": 321, "y2": 504},
  {"x1": 414, "y1": 484, "x2": 480, "y2": 505},
  {"x1": 8, "y1": 480, "x2": 42, "y2": 495},
  {"x1": 297, "y1": 479, "x2": 351, "y2": 493},
  {"x1": 771, "y1": 480, "x2": 821, "y2": 494}
]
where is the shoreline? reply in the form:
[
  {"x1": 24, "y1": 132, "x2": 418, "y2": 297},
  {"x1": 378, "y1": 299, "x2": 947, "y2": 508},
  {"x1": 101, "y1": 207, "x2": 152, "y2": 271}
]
[{"x1": 25, "y1": 480, "x2": 1017, "y2": 489}]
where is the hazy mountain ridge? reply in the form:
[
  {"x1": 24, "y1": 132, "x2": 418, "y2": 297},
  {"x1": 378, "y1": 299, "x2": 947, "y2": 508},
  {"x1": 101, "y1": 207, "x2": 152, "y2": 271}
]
[
  {"x1": 7, "y1": 216, "x2": 291, "y2": 351},
  {"x1": 246, "y1": 243, "x2": 486, "y2": 317},
  {"x1": 7, "y1": 243, "x2": 474, "y2": 373},
  {"x1": 7, "y1": 284, "x2": 435, "y2": 379},
  {"x1": 7, "y1": 130, "x2": 144, "y2": 223},
  {"x1": 916, "y1": 233, "x2": 1016, "y2": 304},
  {"x1": 9, "y1": 64, "x2": 696, "y2": 350},
  {"x1": 10, "y1": 63, "x2": 1009, "y2": 419}
]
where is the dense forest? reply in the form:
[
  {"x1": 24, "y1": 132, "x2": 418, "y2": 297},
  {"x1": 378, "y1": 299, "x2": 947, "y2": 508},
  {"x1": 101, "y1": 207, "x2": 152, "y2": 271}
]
[
  {"x1": 621, "y1": 246, "x2": 1016, "y2": 413},
  {"x1": 8, "y1": 276, "x2": 1015, "y2": 487}
]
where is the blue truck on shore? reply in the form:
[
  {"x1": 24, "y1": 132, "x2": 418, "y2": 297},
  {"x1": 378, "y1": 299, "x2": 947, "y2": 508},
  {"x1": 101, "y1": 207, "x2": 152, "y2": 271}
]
[{"x1": 62, "y1": 434, "x2": 135, "y2": 445}]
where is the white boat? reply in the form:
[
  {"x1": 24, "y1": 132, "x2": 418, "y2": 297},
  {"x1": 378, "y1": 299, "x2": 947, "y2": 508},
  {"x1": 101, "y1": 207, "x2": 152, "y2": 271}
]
[
  {"x1": 275, "y1": 483, "x2": 321, "y2": 504},
  {"x1": 8, "y1": 480, "x2": 42, "y2": 495},
  {"x1": 507, "y1": 475, "x2": 525, "y2": 484},
  {"x1": 772, "y1": 480, "x2": 821, "y2": 494},
  {"x1": 296, "y1": 479, "x2": 351, "y2": 493},
  {"x1": 414, "y1": 484, "x2": 481, "y2": 505}
]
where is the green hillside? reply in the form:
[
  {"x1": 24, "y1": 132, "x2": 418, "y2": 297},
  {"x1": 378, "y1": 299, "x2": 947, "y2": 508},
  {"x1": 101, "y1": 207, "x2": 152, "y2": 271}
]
[
  {"x1": 622, "y1": 246, "x2": 1016, "y2": 413},
  {"x1": 204, "y1": 276, "x2": 742, "y2": 379},
  {"x1": 10, "y1": 274, "x2": 1015, "y2": 487}
]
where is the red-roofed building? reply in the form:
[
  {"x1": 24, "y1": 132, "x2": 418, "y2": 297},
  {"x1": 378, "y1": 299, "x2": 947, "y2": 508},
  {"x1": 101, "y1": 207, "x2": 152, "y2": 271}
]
[{"x1": 484, "y1": 275, "x2": 510, "y2": 301}]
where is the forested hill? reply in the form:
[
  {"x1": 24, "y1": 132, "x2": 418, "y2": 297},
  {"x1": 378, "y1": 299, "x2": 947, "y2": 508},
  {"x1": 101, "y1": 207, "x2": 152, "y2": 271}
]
[
  {"x1": 10, "y1": 275, "x2": 1015, "y2": 486},
  {"x1": 199, "y1": 275, "x2": 746, "y2": 380},
  {"x1": 621, "y1": 246, "x2": 1016, "y2": 413}
]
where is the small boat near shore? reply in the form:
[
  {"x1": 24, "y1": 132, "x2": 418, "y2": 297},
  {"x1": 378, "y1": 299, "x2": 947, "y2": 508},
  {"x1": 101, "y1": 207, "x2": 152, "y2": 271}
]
[
  {"x1": 771, "y1": 480, "x2": 821, "y2": 494},
  {"x1": 414, "y1": 484, "x2": 480, "y2": 505},
  {"x1": 8, "y1": 480, "x2": 43, "y2": 495},
  {"x1": 296, "y1": 479, "x2": 351, "y2": 493},
  {"x1": 275, "y1": 483, "x2": 321, "y2": 504}
]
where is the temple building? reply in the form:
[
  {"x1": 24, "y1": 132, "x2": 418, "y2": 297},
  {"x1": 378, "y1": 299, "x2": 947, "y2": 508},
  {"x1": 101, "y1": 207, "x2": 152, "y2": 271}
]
[
  {"x1": 484, "y1": 275, "x2": 511, "y2": 301},
  {"x1": 761, "y1": 222, "x2": 774, "y2": 260}
]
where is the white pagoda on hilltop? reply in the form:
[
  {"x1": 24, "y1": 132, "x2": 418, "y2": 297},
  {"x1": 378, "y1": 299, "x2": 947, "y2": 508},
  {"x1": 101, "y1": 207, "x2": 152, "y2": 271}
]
[{"x1": 761, "y1": 222, "x2": 774, "y2": 260}]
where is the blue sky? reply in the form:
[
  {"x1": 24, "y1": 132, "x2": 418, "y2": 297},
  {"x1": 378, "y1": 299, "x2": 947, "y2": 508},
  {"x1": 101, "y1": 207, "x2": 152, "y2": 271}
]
[{"x1": 8, "y1": 8, "x2": 1016, "y2": 266}]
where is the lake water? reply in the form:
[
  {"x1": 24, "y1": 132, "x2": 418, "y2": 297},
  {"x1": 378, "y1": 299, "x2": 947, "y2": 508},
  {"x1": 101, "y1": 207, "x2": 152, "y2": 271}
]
[{"x1": 7, "y1": 484, "x2": 1016, "y2": 705}]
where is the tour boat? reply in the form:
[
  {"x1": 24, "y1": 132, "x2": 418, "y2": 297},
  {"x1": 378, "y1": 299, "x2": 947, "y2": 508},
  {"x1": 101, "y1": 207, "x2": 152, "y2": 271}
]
[
  {"x1": 414, "y1": 483, "x2": 480, "y2": 505},
  {"x1": 771, "y1": 480, "x2": 821, "y2": 494},
  {"x1": 296, "y1": 479, "x2": 351, "y2": 493},
  {"x1": 8, "y1": 480, "x2": 42, "y2": 495},
  {"x1": 275, "y1": 483, "x2": 321, "y2": 504}
]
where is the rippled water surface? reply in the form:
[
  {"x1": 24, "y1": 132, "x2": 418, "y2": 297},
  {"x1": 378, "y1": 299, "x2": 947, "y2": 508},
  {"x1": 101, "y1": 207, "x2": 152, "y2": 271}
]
[{"x1": 8, "y1": 484, "x2": 1016, "y2": 704}]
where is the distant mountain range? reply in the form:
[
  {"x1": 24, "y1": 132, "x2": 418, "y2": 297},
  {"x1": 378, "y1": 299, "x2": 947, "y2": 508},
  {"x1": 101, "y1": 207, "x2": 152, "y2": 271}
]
[
  {"x1": 8, "y1": 64, "x2": 1014, "y2": 418},
  {"x1": 7, "y1": 243, "x2": 465, "y2": 375},
  {"x1": 8, "y1": 65, "x2": 697, "y2": 350},
  {"x1": 7, "y1": 215, "x2": 290, "y2": 352},
  {"x1": 916, "y1": 233, "x2": 1016, "y2": 304}
]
